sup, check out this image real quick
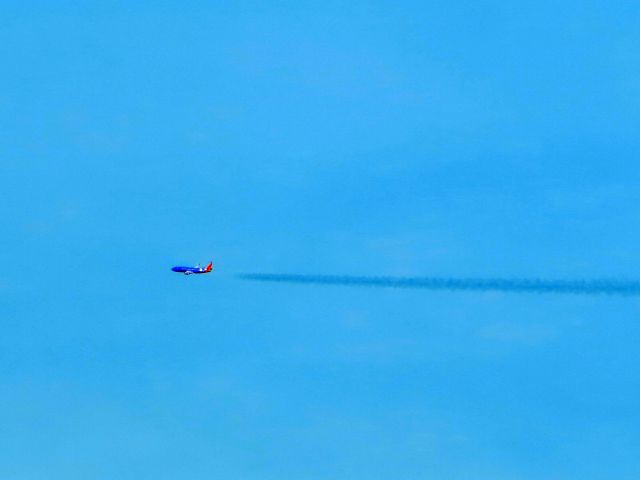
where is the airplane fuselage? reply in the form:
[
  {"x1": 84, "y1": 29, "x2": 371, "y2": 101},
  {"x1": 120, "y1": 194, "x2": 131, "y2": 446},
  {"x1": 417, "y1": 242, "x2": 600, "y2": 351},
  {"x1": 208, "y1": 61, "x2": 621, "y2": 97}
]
[{"x1": 171, "y1": 262, "x2": 213, "y2": 275}]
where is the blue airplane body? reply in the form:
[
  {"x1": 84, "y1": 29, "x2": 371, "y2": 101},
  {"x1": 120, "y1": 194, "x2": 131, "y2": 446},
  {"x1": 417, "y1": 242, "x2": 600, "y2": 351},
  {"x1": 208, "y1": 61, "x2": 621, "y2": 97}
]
[{"x1": 171, "y1": 262, "x2": 213, "y2": 275}]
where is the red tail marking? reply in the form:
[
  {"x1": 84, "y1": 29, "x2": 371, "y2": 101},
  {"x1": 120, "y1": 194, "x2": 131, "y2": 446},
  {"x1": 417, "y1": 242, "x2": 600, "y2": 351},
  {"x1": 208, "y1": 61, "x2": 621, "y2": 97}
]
[{"x1": 205, "y1": 262, "x2": 213, "y2": 272}]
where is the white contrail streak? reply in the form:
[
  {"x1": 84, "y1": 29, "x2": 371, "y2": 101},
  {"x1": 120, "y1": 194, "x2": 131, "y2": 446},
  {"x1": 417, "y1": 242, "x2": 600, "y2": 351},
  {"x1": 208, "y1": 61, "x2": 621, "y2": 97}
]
[{"x1": 237, "y1": 274, "x2": 640, "y2": 296}]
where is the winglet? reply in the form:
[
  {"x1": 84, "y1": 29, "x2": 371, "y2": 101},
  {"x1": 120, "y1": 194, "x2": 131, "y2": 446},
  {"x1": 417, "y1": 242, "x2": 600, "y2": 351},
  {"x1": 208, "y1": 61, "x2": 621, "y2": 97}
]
[{"x1": 205, "y1": 261, "x2": 213, "y2": 273}]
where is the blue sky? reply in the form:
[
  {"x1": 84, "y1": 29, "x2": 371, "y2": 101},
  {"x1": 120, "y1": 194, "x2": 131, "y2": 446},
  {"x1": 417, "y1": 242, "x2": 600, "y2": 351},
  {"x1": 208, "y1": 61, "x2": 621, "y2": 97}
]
[{"x1": 1, "y1": 1, "x2": 639, "y2": 478}]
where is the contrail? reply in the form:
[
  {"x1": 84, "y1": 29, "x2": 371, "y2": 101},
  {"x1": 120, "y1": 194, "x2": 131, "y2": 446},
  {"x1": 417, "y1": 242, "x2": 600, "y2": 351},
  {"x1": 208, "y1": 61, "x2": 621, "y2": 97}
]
[{"x1": 237, "y1": 274, "x2": 640, "y2": 296}]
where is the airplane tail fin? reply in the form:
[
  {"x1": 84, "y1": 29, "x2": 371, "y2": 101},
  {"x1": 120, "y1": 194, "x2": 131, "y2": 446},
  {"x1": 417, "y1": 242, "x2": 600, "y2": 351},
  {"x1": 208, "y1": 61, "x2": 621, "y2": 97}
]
[{"x1": 205, "y1": 261, "x2": 213, "y2": 273}]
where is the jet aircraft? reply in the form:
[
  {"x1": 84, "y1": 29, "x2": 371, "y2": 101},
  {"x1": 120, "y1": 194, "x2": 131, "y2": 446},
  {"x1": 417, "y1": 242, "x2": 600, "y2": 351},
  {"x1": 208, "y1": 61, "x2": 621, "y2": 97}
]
[{"x1": 171, "y1": 262, "x2": 213, "y2": 275}]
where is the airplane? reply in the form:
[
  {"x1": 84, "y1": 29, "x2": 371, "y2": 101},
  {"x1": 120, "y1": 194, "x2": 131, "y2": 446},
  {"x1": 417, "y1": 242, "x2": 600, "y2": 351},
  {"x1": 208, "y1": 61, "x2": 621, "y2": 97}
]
[{"x1": 171, "y1": 262, "x2": 213, "y2": 275}]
